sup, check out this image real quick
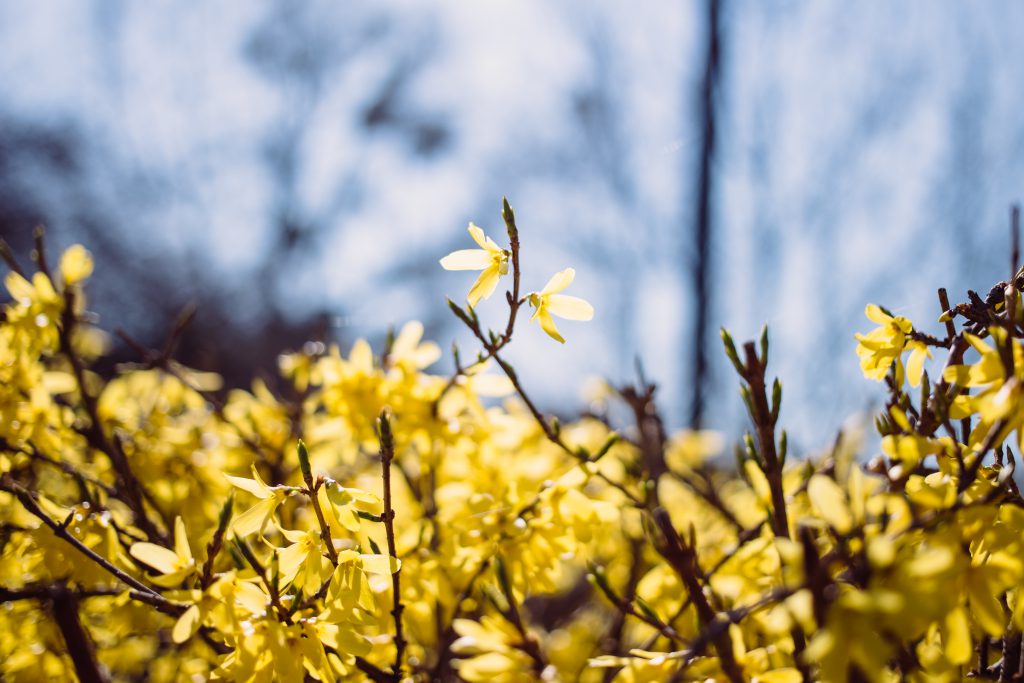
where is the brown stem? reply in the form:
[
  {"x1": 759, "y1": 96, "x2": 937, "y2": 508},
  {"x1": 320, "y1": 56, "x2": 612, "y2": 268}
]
[
  {"x1": 653, "y1": 509, "x2": 744, "y2": 683},
  {"x1": 0, "y1": 476, "x2": 182, "y2": 613},
  {"x1": 377, "y1": 412, "x2": 405, "y2": 681},
  {"x1": 50, "y1": 585, "x2": 107, "y2": 683},
  {"x1": 742, "y1": 342, "x2": 790, "y2": 540}
]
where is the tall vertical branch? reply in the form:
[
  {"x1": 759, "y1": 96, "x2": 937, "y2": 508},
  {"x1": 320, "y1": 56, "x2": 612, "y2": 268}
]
[
  {"x1": 377, "y1": 411, "x2": 405, "y2": 681},
  {"x1": 688, "y1": 0, "x2": 722, "y2": 429}
]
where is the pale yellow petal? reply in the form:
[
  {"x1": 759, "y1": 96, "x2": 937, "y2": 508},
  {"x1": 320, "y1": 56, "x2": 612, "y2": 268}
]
[
  {"x1": 466, "y1": 224, "x2": 493, "y2": 250},
  {"x1": 130, "y1": 543, "x2": 181, "y2": 575},
  {"x1": 231, "y1": 496, "x2": 280, "y2": 537},
  {"x1": 467, "y1": 266, "x2": 501, "y2": 308},
  {"x1": 440, "y1": 249, "x2": 491, "y2": 271},
  {"x1": 359, "y1": 553, "x2": 400, "y2": 574},
  {"x1": 276, "y1": 542, "x2": 309, "y2": 585},
  {"x1": 906, "y1": 343, "x2": 930, "y2": 388},
  {"x1": 536, "y1": 308, "x2": 565, "y2": 344},
  {"x1": 225, "y1": 474, "x2": 270, "y2": 499},
  {"x1": 172, "y1": 604, "x2": 201, "y2": 644},
  {"x1": 544, "y1": 294, "x2": 593, "y2": 321},
  {"x1": 390, "y1": 321, "x2": 423, "y2": 357},
  {"x1": 59, "y1": 245, "x2": 94, "y2": 285},
  {"x1": 540, "y1": 268, "x2": 575, "y2": 295},
  {"x1": 944, "y1": 606, "x2": 971, "y2": 665},
  {"x1": 348, "y1": 339, "x2": 374, "y2": 372},
  {"x1": 807, "y1": 475, "x2": 853, "y2": 534},
  {"x1": 865, "y1": 304, "x2": 892, "y2": 325},
  {"x1": 174, "y1": 516, "x2": 192, "y2": 562}
]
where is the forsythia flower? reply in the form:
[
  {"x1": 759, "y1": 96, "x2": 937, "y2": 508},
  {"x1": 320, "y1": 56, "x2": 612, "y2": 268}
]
[
  {"x1": 129, "y1": 516, "x2": 196, "y2": 587},
  {"x1": 528, "y1": 268, "x2": 594, "y2": 343},
  {"x1": 440, "y1": 223, "x2": 510, "y2": 308},
  {"x1": 855, "y1": 304, "x2": 930, "y2": 386}
]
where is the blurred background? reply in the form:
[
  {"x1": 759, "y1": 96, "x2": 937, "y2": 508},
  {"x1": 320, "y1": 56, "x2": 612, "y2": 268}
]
[{"x1": 2, "y1": 1, "x2": 1023, "y2": 452}]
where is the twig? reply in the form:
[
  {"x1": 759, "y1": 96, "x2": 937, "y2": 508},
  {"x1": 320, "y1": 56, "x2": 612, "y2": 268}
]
[
  {"x1": 377, "y1": 412, "x2": 405, "y2": 681},
  {"x1": 0, "y1": 476, "x2": 179, "y2": 610},
  {"x1": 50, "y1": 584, "x2": 107, "y2": 683},
  {"x1": 652, "y1": 509, "x2": 744, "y2": 683}
]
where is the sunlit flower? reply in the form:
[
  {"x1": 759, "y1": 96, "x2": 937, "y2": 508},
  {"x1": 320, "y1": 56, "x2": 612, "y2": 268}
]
[
  {"x1": 129, "y1": 516, "x2": 196, "y2": 587},
  {"x1": 440, "y1": 223, "x2": 510, "y2": 308},
  {"x1": 527, "y1": 268, "x2": 594, "y2": 343}
]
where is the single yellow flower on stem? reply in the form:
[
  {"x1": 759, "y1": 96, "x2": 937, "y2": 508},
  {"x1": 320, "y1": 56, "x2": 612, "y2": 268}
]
[
  {"x1": 440, "y1": 223, "x2": 510, "y2": 308},
  {"x1": 528, "y1": 268, "x2": 594, "y2": 343}
]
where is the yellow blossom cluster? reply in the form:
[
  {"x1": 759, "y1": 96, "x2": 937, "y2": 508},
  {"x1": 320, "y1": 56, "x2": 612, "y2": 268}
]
[{"x1": 3, "y1": 204, "x2": 1024, "y2": 683}]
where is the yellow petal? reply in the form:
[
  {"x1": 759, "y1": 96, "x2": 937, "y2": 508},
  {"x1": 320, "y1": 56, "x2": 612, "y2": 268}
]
[
  {"x1": 42, "y1": 371, "x2": 77, "y2": 395},
  {"x1": 348, "y1": 339, "x2": 374, "y2": 372},
  {"x1": 391, "y1": 321, "x2": 423, "y2": 356},
  {"x1": 540, "y1": 268, "x2": 575, "y2": 295},
  {"x1": 4, "y1": 271, "x2": 33, "y2": 301},
  {"x1": 906, "y1": 343, "x2": 930, "y2": 388},
  {"x1": 225, "y1": 473, "x2": 270, "y2": 500},
  {"x1": 130, "y1": 543, "x2": 181, "y2": 575},
  {"x1": 59, "y1": 245, "x2": 94, "y2": 285},
  {"x1": 865, "y1": 304, "x2": 892, "y2": 325},
  {"x1": 536, "y1": 308, "x2": 565, "y2": 343},
  {"x1": 172, "y1": 604, "x2": 201, "y2": 644},
  {"x1": 440, "y1": 249, "x2": 491, "y2": 271},
  {"x1": 276, "y1": 541, "x2": 310, "y2": 585},
  {"x1": 807, "y1": 475, "x2": 853, "y2": 534},
  {"x1": 467, "y1": 266, "x2": 501, "y2": 308},
  {"x1": 469, "y1": 223, "x2": 501, "y2": 252},
  {"x1": 969, "y1": 577, "x2": 1008, "y2": 636},
  {"x1": 943, "y1": 606, "x2": 971, "y2": 665},
  {"x1": 359, "y1": 553, "x2": 400, "y2": 574},
  {"x1": 231, "y1": 496, "x2": 280, "y2": 537},
  {"x1": 467, "y1": 222, "x2": 489, "y2": 249},
  {"x1": 174, "y1": 516, "x2": 192, "y2": 562},
  {"x1": 544, "y1": 294, "x2": 593, "y2": 321}
]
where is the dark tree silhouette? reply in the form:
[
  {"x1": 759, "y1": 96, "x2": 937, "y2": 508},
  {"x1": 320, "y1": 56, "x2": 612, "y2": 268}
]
[{"x1": 689, "y1": 0, "x2": 722, "y2": 429}]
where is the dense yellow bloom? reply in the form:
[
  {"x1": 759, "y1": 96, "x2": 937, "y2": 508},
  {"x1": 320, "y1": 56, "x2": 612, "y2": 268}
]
[
  {"x1": 8, "y1": 232, "x2": 1024, "y2": 683},
  {"x1": 527, "y1": 268, "x2": 594, "y2": 343},
  {"x1": 440, "y1": 223, "x2": 510, "y2": 307}
]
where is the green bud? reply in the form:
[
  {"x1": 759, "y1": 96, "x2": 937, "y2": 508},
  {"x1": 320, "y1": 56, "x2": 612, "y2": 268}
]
[
  {"x1": 720, "y1": 328, "x2": 744, "y2": 375},
  {"x1": 739, "y1": 385, "x2": 755, "y2": 422},
  {"x1": 779, "y1": 430, "x2": 788, "y2": 466},
  {"x1": 377, "y1": 410, "x2": 394, "y2": 454},
  {"x1": 297, "y1": 440, "x2": 313, "y2": 488},
  {"x1": 759, "y1": 324, "x2": 769, "y2": 366},
  {"x1": 635, "y1": 596, "x2": 661, "y2": 624},
  {"x1": 771, "y1": 378, "x2": 782, "y2": 426},
  {"x1": 356, "y1": 510, "x2": 383, "y2": 523},
  {"x1": 744, "y1": 432, "x2": 758, "y2": 463},
  {"x1": 592, "y1": 433, "x2": 620, "y2": 462},
  {"x1": 233, "y1": 537, "x2": 263, "y2": 572},
  {"x1": 217, "y1": 494, "x2": 234, "y2": 536},
  {"x1": 501, "y1": 197, "x2": 517, "y2": 240},
  {"x1": 368, "y1": 537, "x2": 382, "y2": 555}
]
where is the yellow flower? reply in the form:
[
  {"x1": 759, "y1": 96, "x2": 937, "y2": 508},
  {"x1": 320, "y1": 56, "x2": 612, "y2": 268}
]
[
  {"x1": 129, "y1": 516, "x2": 196, "y2": 588},
  {"x1": 440, "y1": 223, "x2": 510, "y2": 308},
  {"x1": 225, "y1": 465, "x2": 293, "y2": 537},
  {"x1": 854, "y1": 304, "x2": 929, "y2": 385},
  {"x1": 527, "y1": 268, "x2": 594, "y2": 343},
  {"x1": 59, "y1": 244, "x2": 93, "y2": 286}
]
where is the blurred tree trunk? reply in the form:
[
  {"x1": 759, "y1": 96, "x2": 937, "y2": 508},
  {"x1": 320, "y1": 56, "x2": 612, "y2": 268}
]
[{"x1": 688, "y1": 0, "x2": 721, "y2": 429}]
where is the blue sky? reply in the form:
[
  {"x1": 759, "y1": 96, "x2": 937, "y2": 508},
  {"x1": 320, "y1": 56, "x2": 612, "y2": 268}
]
[{"x1": 2, "y1": 1, "x2": 1023, "y2": 451}]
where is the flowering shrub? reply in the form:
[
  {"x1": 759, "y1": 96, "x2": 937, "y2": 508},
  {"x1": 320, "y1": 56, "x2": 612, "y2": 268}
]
[{"x1": 3, "y1": 202, "x2": 1024, "y2": 682}]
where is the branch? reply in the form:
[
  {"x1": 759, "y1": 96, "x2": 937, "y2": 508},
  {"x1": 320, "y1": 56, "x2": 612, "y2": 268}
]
[{"x1": 377, "y1": 412, "x2": 406, "y2": 681}]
